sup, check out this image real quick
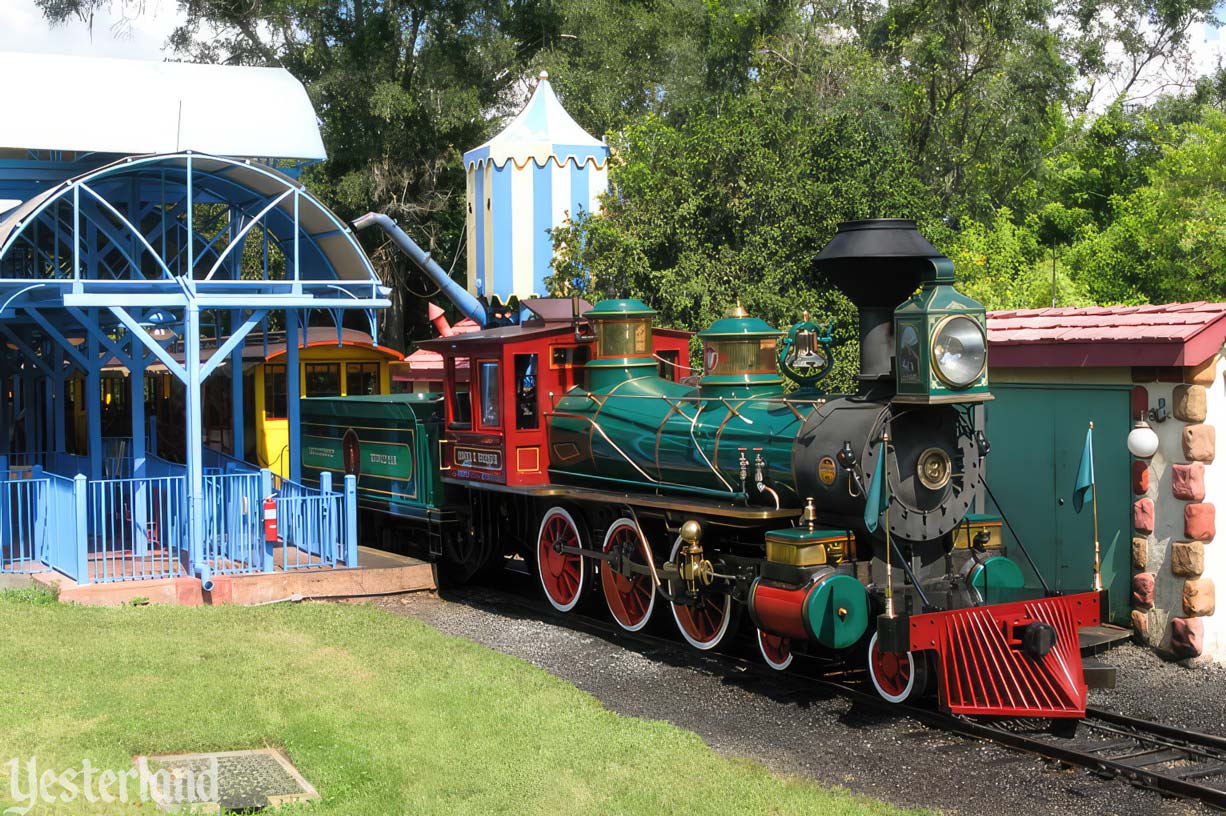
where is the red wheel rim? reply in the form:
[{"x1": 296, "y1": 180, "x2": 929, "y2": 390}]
[
  {"x1": 869, "y1": 633, "x2": 915, "y2": 702},
  {"x1": 674, "y1": 594, "x2": 728, "y2": 646},
  {"x1": 667, "y1": 536, "x2": 732, "y2": 649},
  {"x1": 601, "y1": 520, "x2": 655, "y2": 631},
  {"x1": 537, "y1": 509, "x2": 584, "y2": 612},
  {"x1": 758, "y1": 630, "x2": 793, "y2": 671}
]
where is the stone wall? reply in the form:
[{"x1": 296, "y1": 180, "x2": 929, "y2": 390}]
[{"x1": 1131, "y1": 353, "x2": 1223, "y2": 661}]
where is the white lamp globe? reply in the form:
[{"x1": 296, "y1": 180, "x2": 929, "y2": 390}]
[{"x1": 1127, "y1": 420, "x2": 1160, "y2": 459}]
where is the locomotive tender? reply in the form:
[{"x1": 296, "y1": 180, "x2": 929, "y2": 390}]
[{"x1": 303, "y1": 218, "x2": 1104, "y2": 717}]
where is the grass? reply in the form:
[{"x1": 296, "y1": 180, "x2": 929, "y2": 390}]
[{"x1": 0, "y1": 588, "x2": 919, "y2": 815}]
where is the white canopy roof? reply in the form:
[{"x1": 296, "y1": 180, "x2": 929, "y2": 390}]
[
  {"x1": 0, "y1": 51, "x2": 326, "y2": 160},
  {"x1": 464, "y1": 71, "x2": 607, "y2": 170}
]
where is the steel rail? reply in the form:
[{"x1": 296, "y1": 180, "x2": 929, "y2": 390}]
[{"x1": 475, "y1": 569, "x2": 1226, "y2": 811}]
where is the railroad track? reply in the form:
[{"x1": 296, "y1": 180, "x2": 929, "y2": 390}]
[{"x1": 449, "y1": 569, "x2": 1226, "y2": 811}]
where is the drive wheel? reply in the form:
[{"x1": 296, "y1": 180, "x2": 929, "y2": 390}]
[
  {"x1": 600, "y1": 518, "x2": 656, "y2": 632},
  {"x1": 757, "y1": 630, "x2": 794, "y2": 671},
  {"x1": 537, "y1": 507, "x2": 586, "y2": 612},
  {"x1": 867, "y1": 632, "x2": 931, "y2": 704},
  {"x1": 667, "y1": 535, "x2": 734, "y2": 650}
]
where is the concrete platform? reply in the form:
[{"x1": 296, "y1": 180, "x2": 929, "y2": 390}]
[
  {"x1": 207, "y1": 547, "x2": 436, "y2": 605},
  {"x1": 0, "y1": 572, "x2": 36, "y2": 590},
  {"x1": 33, "y1": 547, "x2": 435, "y2": 607}
]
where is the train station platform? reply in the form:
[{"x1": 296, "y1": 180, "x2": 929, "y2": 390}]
[{"x1": 33, "y1": 546, "x2": 435, "y2": 607}]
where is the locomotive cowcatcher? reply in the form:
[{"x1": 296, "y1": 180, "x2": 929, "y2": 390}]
[{"x1": 302, "y1": 218, "x2": 1106, "y2": 718}]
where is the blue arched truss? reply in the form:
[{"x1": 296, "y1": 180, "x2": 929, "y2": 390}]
[{"x1": 0, "y1": 151, "x2": 391, "y2": 523}]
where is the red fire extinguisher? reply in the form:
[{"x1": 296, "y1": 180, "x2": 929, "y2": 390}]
[{"x1": 263, "y1": 496, "x2": 279, "y2": 543}]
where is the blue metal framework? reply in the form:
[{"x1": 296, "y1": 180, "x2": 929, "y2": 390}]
[{"x1": 0, "y1": 152, "x2": 387, "y2": 585}]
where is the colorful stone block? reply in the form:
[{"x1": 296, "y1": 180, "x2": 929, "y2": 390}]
[
  {"x1": 1171, "y1": 462, "x2": 1205, "y2": 501},
  {"x1": 1182, "y1": 424, "x2": 1216, "y2": 463},
  {"x1": 1131, "y1": 609, "x2": 1148, "y2": 637},
  {"x1": 1183, "y1": 578, "x2": 1216, "y2": 617},
  {"x1": 1171, "y1": 541, "x2": 1204, "y2": 576},
  {"x1": 1187, "y1": 354, "x2": 1219, "y2": 386},
  {"x1": 1170, "y1": 616, "x2": 1204, "y2": 658},
  {"x1": 1133, "y1": 572, "x2": 1155, "y2": 609},
  {"x1": 1132, "y1": 460, "x2": 1150, "y2": 495},
  {"x1": 1173, "y1": 384, "x2": 1208, "y2": 422},
  {"x1": 1185, "y1": 502, "x2": 1216, "y2": 541},
  {"x1": 1134, "y1": 498, "x2": 1155, "y2": 534},
  {"x1": 1132, "y1": 536, "x2": 1148, "y2": 570}
]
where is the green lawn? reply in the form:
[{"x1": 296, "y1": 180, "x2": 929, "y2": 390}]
[{"x1": 0, "y1": 587, "x2": 918, "y2": 815}]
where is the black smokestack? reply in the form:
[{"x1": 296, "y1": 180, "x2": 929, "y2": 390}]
[{"x1": 814, "y1": 219, "x2": 948, "y2": 393}]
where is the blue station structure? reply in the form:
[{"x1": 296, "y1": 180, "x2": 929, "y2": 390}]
[{"x1": 0, "y1": 53, "x2": 391, "y2": 593}]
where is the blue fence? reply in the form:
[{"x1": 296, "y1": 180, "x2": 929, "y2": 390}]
[
  {"x1": 0, "y1": 451, "x2": 357, "y2": 584},
  {"x1": 202, "y1": 472, "x2": 265, "y2": 574},
  {"x1": 86, "y1": 476, "x2": 186, "y2": 583},
  {"x1": 202, "y1": 446, "x2": 258, "y2": 475},
  {"x1": 0, "y1": 473, "x2": 49, "y2": 573},
  {"x1": 274, "y1": 472, "x2": 358, "y2": 570},
  {"x1": 45, "y1": 474, "x2": 83, "y2": 581}
]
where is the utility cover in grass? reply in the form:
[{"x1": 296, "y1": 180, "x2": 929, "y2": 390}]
[{"x1": 135, "y1": 748, "x2": 319, "y2": 812}]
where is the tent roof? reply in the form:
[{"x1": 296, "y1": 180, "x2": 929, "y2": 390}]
[
  {"x1": 463, "y1": 72, "x2": 608, "y2": 170},
  {"x1": 0, "y1": 52, "x2": 326, "y2": 160}
]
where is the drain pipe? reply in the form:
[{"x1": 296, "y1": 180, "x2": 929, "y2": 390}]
[
  {"x1": 353, "y1": 212, "x2": 488, "y2": 327},
  {"x1": 196, "y1": 563, "x2": 215, "y2": 593}
]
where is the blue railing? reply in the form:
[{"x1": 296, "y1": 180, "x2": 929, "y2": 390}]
[
  {"x1": 202, "y1": 446, "x2": 258, "y2": 474},
  {"x1": 86, "y1": 476, "x2": 186, "y2": 583},
  {"x1": 274, "y1": 472, "x2": 358, "y2": 570},
  {"x1": 0, "y1": 473, "x2": 49, "y2": 573},
  {"x1": 0, "y1": 453, "x2": 358, "y2": 584},
  {"x1": 45, "y1": 474, "x2": 83, "y2": 581},
  {"x1": 201, "y1": 472, "x2": 264, "y2": 575}
]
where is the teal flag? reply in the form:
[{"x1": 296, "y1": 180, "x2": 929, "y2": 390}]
[
  {"x1": 864, "y1": 441, "x2": 891, "y2": 532},
  {"x1": 1073, "y1": 425, "x2": 1095, "y2": 513}
]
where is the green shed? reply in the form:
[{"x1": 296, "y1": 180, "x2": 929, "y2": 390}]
[{"x1": 986, "y1": 303, "x2": 1226, "y2": 633}]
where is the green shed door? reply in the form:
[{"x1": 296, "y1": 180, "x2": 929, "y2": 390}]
[{"x1": 984, "y1": 384, "x2": 1131, "y2": 623}]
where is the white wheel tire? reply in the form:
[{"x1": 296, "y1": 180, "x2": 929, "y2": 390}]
[
  {"x1": 668, "y1": 535, "x2": 733, "y2": 650},
  {"x1": 867, "y1": 632, "x2": 918, "y2": 704},
  {"x1": 757, "y1": 630, "x2": 794, "y2": 671},
  {"x1": 601, "y1": 518, "x2": 657, "y2": 632},
  {"x1": 537, "y1": 507, "x2": 586, "y2": 613}
]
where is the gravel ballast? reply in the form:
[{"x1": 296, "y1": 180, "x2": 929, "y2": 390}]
[{"x1": 369, "y1": 580, "x2": 1211, "y2": 816}]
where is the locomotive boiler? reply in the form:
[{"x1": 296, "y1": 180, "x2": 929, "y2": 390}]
[{"x1": 308, "y1": 216, "x2": 1105, "y2": 718}]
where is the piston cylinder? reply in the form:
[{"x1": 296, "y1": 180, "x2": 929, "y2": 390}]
[{"x1": 749, "y1": 569, "x2": 869, "y2": 650}]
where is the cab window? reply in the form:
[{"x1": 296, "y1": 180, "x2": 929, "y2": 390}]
[
  {"x1": 477, "y1": 360, "x2": 502, "y2": 428},
  {"x1": 515, "y1": 354, "x2": 539, "y2": 430},
  {"x1": 448, "y1": 358, "x2": 471, "y2": 429}
]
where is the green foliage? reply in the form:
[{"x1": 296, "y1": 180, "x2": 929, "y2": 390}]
[
  {"x1": 0, "y1": 586, "x2": 58, "y2": 606},
  {"x1": 551, "y1": 47, "x2": 936, "y2": 389},
  {"x1": 34, "y1": 0, "x2": 1226, "y2": 321},
  {"x1": 1065, "y1": 107, "x2": 1226, "y2": 303},
  {"x1": 940, "y1": 209, "x2": 1093, "y2": 310}
]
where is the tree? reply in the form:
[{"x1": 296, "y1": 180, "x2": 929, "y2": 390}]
[
  {"x1": 861, "y1": 0, "x2": 1073, "y2": 218},
  {"x1": 1067, "y1": 107, "x2": 1226, "y2": 303},
  {"x1": 550, "y1": 41, "x2": 938, "y2": 390},
  {"x1": 39, "y1": 0, "x2": 554, "y2": 349}
]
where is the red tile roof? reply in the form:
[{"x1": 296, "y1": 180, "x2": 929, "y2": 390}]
[{"x1": 987, "y1": 302, "x2": 1226, "y2": 368}]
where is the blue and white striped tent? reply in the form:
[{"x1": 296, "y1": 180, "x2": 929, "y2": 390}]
[{"x1": 464, "y1": 71, "x2": 609, "y2": 303}]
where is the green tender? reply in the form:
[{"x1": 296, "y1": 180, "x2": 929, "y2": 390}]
[{"x1": 300, "y1": 393, "x2": 444, "y2": 517}]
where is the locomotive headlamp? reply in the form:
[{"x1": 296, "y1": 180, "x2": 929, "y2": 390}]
[
  {"x1": 893, "y1": 255, "x2": 990, "y2": 403},
  {"x1": 931, "y1": 315, "x2": 987, "y2": 388}
]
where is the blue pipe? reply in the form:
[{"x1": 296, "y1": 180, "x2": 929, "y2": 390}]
[{"x1": 353, "y1": 212, "x2": 488, "y2": 327}]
